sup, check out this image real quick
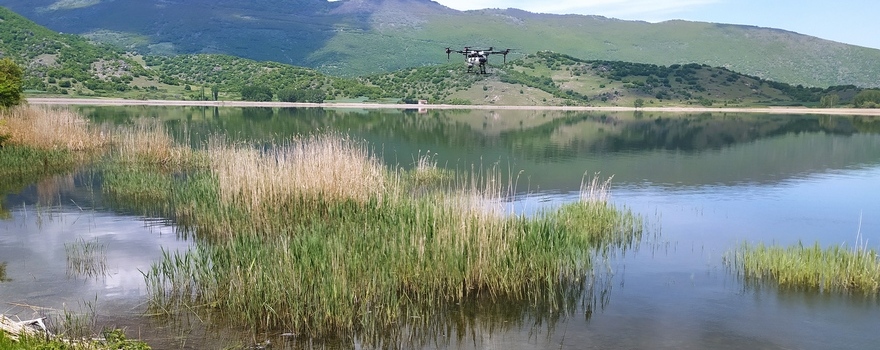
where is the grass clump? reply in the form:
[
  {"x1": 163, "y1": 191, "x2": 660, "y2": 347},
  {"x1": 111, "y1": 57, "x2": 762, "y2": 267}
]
[
  {"x1": 65, "y1": 238, "x2": 107, "y2": 278},
  {"x1": 0, "y1": 329, "x2": 150, "y2": 350},
  {"x1": 108, "y1": 118, "x2": 198, "y2": 170},
  {"x1": 726, "y1": 241, "x2": 880, "y2": 294}
]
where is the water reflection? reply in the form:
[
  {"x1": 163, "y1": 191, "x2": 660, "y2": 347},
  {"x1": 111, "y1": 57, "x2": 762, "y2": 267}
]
[
  {"x1": 0, "y1": 178, "x2": 191, "y2": 337},
  {"x1": 74, "y1": 106, "x2": 880, "y2": 192},
  {"x1": 3, "y1": 106, "x2": 879, "y2": 348}
]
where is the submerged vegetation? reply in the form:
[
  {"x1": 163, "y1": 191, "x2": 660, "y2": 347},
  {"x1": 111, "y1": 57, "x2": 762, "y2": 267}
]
[{"x1": 726, "y1": 241, "x2": 880, "y2": 294}]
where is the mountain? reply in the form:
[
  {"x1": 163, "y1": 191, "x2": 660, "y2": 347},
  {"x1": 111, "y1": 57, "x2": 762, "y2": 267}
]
[
  {"x1": 0, "y1": 6, "x2": 868, "y2": 108},
  {"x1": 1, "y1": 1, "x2": 879, "y2": 88}
]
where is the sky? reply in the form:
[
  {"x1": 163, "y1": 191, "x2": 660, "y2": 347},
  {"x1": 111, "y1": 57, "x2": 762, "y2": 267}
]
[{"x1": 430, "y1": 0, "x2": 880, "y2": 50}]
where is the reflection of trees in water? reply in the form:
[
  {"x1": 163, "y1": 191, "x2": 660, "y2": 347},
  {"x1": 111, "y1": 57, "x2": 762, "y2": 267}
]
[{"x1": 502, "y1": 113, "x2": 878, "y2": 162}]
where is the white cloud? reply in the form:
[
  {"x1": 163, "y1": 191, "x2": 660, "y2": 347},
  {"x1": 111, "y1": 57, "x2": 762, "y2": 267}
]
[{"x1": 433, "y1": 0, "x2": 720, "y2": 20}]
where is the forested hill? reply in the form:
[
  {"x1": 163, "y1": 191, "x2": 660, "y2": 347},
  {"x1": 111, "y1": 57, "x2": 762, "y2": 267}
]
[
  {"x1": 0, "y1": 1, "x2": 879, "y2": 88},
  {"x1": 2, "y1": 6, "x2": 877, "y2": 108}
]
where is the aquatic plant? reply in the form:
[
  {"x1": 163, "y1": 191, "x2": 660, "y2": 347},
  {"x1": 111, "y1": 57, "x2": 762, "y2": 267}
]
[
  {"x1": 0, "y1": 105, "x2": 107, "y2": 151},
  {"x1": 726, "y1": 241, "x2": 880, "y2": 294},
  {"x1": 109, "y1": 117, "x2": 199, "y2": 170},
  {"x1": 0, "y1": 262, "x2": 8, "y2": 282},
  {"x1": 0, "y1": 106, "x2": 108, "y2": 210},
  {"x1": 130, "y1": 131, "x2": 644, "y2": 342},
  {"x1": 64, "y1": 238, "x2": 107, "y2": 278},
  {"x1": 0, "y1": 146, "x2": 78, "y2": 200}
]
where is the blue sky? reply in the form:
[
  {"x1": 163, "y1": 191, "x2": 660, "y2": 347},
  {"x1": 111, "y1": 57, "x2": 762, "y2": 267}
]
[{"x1": 432, "y1": 0, "x2": 880, "y2": 50}]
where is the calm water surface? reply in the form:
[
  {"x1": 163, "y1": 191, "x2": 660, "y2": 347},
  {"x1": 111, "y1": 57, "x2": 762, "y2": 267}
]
[{"x1": 2, "y1": 107, "x2": 879, "y2": 349}]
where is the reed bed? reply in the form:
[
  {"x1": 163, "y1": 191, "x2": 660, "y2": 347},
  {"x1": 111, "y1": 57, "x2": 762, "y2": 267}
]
[
  {"x1": 208, "y1": 134, "x2": 386, "y2": 211},
  {"x1": 126, "y1": 130, "x2": 644, "y2": 340},
  {"x1": 0, "y1": 106, "x2": 109, "y2": 201},
  {"x1": 93, "y1": 116, "x2": 645, "y2": 341},
  {"x1": 727, "y1": 241, "x2": 880, "y2": 294},
  {"x1": 0, "y1": 105, "x2": 107, "y2": 151},
  {"x1": 108, "y1": 118, "x2": 198, "y2": 169}
]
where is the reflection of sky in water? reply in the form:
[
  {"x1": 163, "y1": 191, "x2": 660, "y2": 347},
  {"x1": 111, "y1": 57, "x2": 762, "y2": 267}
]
[
  {"x1": 3, "y1": 108, "x2": 880, "y2": 348},
  {"x1": 0, "y1": 209, "x2": 191, "y2": 319},
  {"x1": 503, "y1": 164, "x2": 880, "y2": 349}
]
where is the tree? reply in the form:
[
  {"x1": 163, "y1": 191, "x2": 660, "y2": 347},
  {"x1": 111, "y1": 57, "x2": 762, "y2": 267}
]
[
  {"x1": 634, "y1": 98, "x2": 645, "y2": 108},
  {"x1": 211, "y1": 85, "x2": 219, "y2": 101},
  {"x1": 0, "y1": 58, "x2": 24, "y2": 109},
  {"x1": 277, "y1": 88, "x2": 326, "y2": 103},
  {"x1": 853, "y1": 90, "x2": 880, "y2": 108},
  {"x1": 240, "y1": 85, "x2": 273, "y2": 102},
  {"x1": 819, "y1": 93, "x2": 840, "y2": 108}
]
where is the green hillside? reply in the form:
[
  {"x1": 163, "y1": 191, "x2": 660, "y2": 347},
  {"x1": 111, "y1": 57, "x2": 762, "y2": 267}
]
[
  {"x1": 0, "y1": 6, "x2": 152, "y2": 95},
  {"x1": 1, "y1": 1, "x2": 879, "y2": 87},
  {"x1": 355, "y1": 52, "x2": 862, "y2": 108},
  {"x1": 1, "y1": 6, "x2": 872, "y2": 108}
]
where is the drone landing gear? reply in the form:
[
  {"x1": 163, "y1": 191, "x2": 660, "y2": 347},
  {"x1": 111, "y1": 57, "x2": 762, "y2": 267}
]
[{"x1": 467, "y1": 63, "x2": 488, "y2": 74}]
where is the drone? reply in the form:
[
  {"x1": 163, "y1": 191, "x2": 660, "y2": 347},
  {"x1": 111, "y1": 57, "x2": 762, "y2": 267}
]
[{"x1": 445, "y1": 46, "x2": 512, "y2": 74}]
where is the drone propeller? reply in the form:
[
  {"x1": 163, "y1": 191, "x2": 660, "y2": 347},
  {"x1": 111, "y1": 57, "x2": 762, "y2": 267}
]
[{"x1": 489, "y1": 48, "x2": 513, "y2": 63}]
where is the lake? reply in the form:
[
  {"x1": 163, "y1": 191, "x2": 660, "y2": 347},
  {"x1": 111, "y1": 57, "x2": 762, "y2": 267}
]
[{"x1": 2, "y1": 106, "x2": 879, "y2": 349}]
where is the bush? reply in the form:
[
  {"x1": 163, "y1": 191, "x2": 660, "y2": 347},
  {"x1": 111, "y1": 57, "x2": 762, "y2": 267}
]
[{"x1": 854, "y1": 90, "x2": 880, "y2": 108}]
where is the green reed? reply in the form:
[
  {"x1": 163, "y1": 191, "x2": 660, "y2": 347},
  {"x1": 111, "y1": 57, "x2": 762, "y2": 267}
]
[
  {"x1": 727, "y1": 241, "x2": 880, "y2": 294},
  {"x1": 0, "y1": 262, "x2": 8, "y2": 282},
  {"x1": 0, "y1": 146, "x2": 77, "y2": 189},
  {"x1": 64, "y1": 238, "x2": 107, "y2": 278},
  {"x1": 128, "y1": 140, "x2": 641, "y2": 341},
  {"x1": 93, "y1": 123, "x2": 647, "y2": 341}
]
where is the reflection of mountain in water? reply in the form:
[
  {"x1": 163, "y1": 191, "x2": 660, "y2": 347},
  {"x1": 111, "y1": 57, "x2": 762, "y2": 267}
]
[
  {"x1": 73, "y1": 106, "x2": 880, "y2": 189},
  {"x1": 501, "y1": 113, "x2": 880, "y2": 159}
]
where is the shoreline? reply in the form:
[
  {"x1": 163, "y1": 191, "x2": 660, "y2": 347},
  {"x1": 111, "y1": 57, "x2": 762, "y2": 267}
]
[{"x1": 26, "y1": 97, "x2": 880, "y2": 116}]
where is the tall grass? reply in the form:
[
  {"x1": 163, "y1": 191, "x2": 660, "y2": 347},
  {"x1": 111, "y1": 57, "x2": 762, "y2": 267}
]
[
  {"x1": 109, "y1": 118, "x2": 196, "y2": 169},
  {"x1": 208, "y1": 134, "x2": 386, "y2": 211},
  {"x1": 122, "y1": 129, "x2": 644, "y2": 342},
  {"x1": 0, "y1": 105, "x2": 107, "y2": 151},
  {"x1": 726, "y1": 241, "x2": 880, "y2": 294}
]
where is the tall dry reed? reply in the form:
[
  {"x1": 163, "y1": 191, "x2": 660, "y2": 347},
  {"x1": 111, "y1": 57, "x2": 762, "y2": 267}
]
[
  {"x1": 0, "y1": 105, "x2": 107, "y2": 151},
  {"x1": 110, "y1": 117, "x2": 194, "y2": 167},
  {"x1": 208, "y1": 133, "x2": 386, "y2": 210}
]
